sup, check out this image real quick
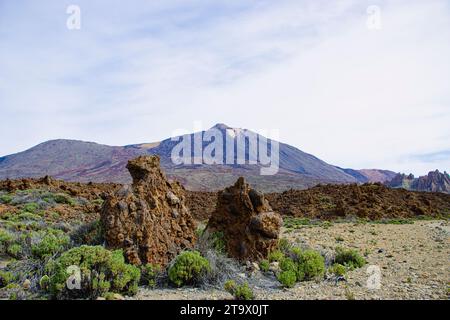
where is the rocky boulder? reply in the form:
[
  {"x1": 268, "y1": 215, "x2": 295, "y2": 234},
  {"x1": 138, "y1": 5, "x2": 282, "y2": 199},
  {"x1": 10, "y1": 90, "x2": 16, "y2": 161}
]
[
  {"x1": 100, "y1": 156, "x2": 196, "y2": 266},
  {"x1": 205, "y1": 177, "x2": 282, "y2": 261}
]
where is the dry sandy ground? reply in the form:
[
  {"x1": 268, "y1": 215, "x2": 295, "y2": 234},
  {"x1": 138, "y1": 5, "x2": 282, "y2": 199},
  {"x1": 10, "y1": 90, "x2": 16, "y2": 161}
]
[{"x1": 136, "y1": 220, "x2": 449, "y2": 300}]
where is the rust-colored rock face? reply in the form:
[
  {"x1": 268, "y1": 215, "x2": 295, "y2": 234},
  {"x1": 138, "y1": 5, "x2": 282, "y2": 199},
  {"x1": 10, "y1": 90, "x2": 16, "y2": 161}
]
[
  {"x1": 205, "y1": 177, "x2": 282, "y2": 261},
  {"x1": 100, "y1": 156, "x2": 196, "y2": 266}
]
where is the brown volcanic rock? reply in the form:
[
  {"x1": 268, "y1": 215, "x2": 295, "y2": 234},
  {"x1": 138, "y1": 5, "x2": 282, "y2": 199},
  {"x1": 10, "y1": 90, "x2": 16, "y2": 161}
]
[
  {"x1": 205, "y1": 177, "x2": 282, "y2": 262},
  {"x1": 100, "y1": 156, "x2": 196, "y2": 266},
  {"x1": 267, "y1": 183, "x2": 450, "y2": 219}
]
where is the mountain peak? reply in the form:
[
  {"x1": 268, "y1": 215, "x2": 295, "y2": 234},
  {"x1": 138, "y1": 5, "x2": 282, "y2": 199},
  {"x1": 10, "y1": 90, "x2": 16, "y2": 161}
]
[{"x1": 210, "y1": 123, "x2": 232, "y2": 131}]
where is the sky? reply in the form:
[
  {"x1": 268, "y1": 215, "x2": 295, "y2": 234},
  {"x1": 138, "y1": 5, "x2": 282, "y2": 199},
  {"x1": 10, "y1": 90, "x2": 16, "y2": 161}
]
[{"x1": 0, "y1": 0, "x2": 449, "y2": 175}]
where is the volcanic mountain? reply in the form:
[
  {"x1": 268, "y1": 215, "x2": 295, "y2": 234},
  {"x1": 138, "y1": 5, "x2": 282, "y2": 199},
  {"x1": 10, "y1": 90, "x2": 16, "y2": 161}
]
[{"x1": 0, "y1": 124, "x2": 394, "y2": 192}]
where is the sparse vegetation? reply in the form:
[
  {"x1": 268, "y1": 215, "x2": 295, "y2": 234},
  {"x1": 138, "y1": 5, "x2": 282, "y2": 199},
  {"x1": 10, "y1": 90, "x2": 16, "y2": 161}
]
[
  {"x1": 0, "y1": 271, "x2": 15, "y2": 288},
  {"x1": 0, "y1": 194, "x2": 13, "y2": 204},
  {"x1": 31, "y1": 229, "x2": 70, "y2": 259},
  {"x1": 328, "y1": 263, "x2": 346, "y2": 277},
  {"x1": 44, "y1": 245, "x2": 140, "y2": 299},
  {"x1": 296, "y1": 250, "x2": 325, "y2": 281},
  {"x1": 140, "y1": 263, "x2": 160, "y2": 288}
]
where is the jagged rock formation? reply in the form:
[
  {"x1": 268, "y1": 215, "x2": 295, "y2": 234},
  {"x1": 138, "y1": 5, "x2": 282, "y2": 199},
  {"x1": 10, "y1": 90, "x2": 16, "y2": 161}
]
[
  {"x1": 205, "y1": 177, "x2": 282, "y2": 261},
  {"x1": 100, "y1": 156, "x2": 196, "y2": 266},
  {"x1": 387, "y1": 170, "x2": 449, "y2": 194}
]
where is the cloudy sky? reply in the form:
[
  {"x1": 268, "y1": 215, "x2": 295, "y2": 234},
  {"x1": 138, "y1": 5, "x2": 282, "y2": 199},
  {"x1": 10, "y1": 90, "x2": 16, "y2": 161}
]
[{"x1": 0, "y1": 0, "x2": 449, "y2": 175}]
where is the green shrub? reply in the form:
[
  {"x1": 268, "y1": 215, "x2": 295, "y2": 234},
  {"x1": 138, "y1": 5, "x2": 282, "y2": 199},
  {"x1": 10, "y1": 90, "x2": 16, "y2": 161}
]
[
  {"x1": 334, "y1": 247, "x2": 366, "y2": 270},
  {"x1": 0, "y1": 228, "x2": 14, "y2": 245},
  {"x1": 23, "y1": 203, "x2": 39, "y2": 213},
  {"x1": 328, "y1": 263, "x2": 346, "y2": 276},
  {"x1": 17, "y1": 211, "x2": 42, "y2": 221},
  {"x1": 32, "y1": 229, "x2": 70, "y2": 259},
  {"x1": 0, "y1": 194, "x2": 13, "y2": 204},
  {"x1": 224, "y1": 280, "x2": 254, "y2": 300},
  {"x1": 168, "y1": 251, "x2": 210, "y2": 287},
  {"x1": 44, "y1": 245, "x2": 140, "y2": 299},
  {"x1": 140, "y1": 263, "x2": 160, "y2": 288},
  {"x1": 280, "y1": 258, "x2": 297, "y2": 273},
  {"x1": 296, "y1": 250, "x2": 325, "y2": 281},
  {"x1": 290, "y1": 246, "x2": 303, "y2": 259},
  {"x1": 7, "y1": 243, "x2": 22, "y2": 258},
  {"x1": 224, "y1": 280, "x2": 236, "y2": 292},
  {"x1": 53, "y1": 194, "x2": 76, "y2": 206},
  {"x1": 0, "y1": 271, "x2": 15, "y2": 288},
  {"x1": 259, "y1": 259, "x2": 270, "y2": 272},
  {"x1": 233, "y1": 282, "x2": 254, "y2": 300},
  {"x1": 268, "y1": 250, "x2": 285, "y2": 262},
  {"x1": 277, "y1": 270, "x2": 297, "y2": 288}
]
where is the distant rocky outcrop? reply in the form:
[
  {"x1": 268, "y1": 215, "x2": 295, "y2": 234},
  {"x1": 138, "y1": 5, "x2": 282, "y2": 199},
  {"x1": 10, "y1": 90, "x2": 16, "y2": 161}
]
[
  {"x1": 387, "y1": 170, "x2": 449, "y2": 194},
  {"x1": 100, "y1": 156, "x2": 197, "y2": 266},
  {"x1": 205, "y1": 177, "x2": 282, "y2": 261}
]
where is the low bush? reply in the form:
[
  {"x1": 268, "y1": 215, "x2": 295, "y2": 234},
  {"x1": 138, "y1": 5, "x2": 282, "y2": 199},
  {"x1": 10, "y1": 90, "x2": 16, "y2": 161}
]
[
  {"x1": 268, "y1": 250, "x2": 285, "y2": 262},
  {"x1": 259, "y1": 259, "x2": 270, "y2": 272},
  {"x1": 279, "y1": 257, "x2": 297, "y2": 273},
  {"x1": 0, "y1": 194, "x2": 13, "y2": 204},
  {"x1": 168, "y1": 251, "x2": 210, "y2": 287},
  {"x1": 334, "y1": 247, "x2": 366, "y2": 270},
  {"x1": 53, "y1": 194, "x2": 76, "y2": 206},
  {"x1": 31, "y1": 229, "x2": 70, "y2": 259},
  {"x1": 0, "y1": 228, "x2": 14, "y2": 247},
  {"x1": 328, "y1": 263, "x2": 346, "y2": 276},
  {"x1": 23, "y1": 203, "x2": 39, "y2": 213},
  {"x1": 44, "y1": 245, "x2": 140, "y2": 299},
  {"x1": 140, "y1": 263, "x2": 160, "y2": 288},
  {"x1": 296, "y1": 250, "x2": 325, "y2": 281},
  {"x1": 224, "y1": 280, "x2": 254, "y2": 300},
  {"x1": 0, "y1": 271, "x2": 15, "y2": 288},
  {"x1": 277, "y1": 270, "x2": 297, "y2": 288},
  {"x1": 7, "y1": 243, "x2": 22, "y2": 258}
]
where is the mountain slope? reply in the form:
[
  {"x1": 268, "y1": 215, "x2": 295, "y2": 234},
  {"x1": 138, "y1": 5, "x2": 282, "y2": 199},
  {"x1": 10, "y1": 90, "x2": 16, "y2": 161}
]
[
  {"x1": 0, "y1": 124, "x2": 390, "y2": 192},
  {"x1": 340, "y1": 168, "x2": 397, "y2": 183}
]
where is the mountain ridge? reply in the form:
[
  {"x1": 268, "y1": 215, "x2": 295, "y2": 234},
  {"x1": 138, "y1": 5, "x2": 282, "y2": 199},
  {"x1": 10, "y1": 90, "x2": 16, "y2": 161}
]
[{"x1": 0, "y1": 124, "x2": 395, "y2": 192}]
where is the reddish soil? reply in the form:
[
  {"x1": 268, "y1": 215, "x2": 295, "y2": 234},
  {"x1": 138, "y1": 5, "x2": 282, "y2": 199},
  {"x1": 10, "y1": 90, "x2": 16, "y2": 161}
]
[{"x1": 186, "y1": 183, "x2": 450, "y2": 221}]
